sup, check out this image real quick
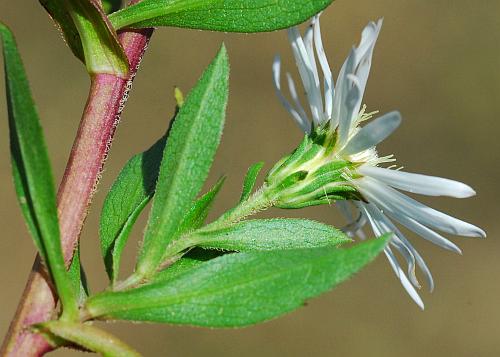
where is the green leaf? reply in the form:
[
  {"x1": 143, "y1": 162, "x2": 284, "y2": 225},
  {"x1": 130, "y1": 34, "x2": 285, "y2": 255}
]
[
  {"x1": 0, "y1": 23, "x2": 78, "y2": 319},
  {"x1": 39, "y1": 0, "x2": 85, "y2": 62},
  {"x1": 67, "y1": 0, "x2": 129, "y2": 77},
  {"x1": 109, "y1": 0, "x2": 334, "y2": 33},
  {"x1": 176, "y1": 176, "x2": 225, "y2": 235},
  {"x1": 196, "y1": 218, "x2": 351, "y2": 252},
  {"x1": 68, "y1": 245, "x2": 90, "y2": 303},
  {"x1": 100, "y1": 140, "x2": 223, "y2": 284},
  {"x1": 103, "y1": 0, "x2": 122, "y2": 14},
  {"x1": 239, "y1": 162, "x2": 264, "y2": 202},
  {"x1": 99, "y1": 136, "x2": 166, "y2": 283},
  {"x1": 34, "y1": 321, "x2": 141, "y2": 357},
  {"x1": 85, "y1": 236, "x2": 389, "y2": 327},
  {"x1": 151, "y1": 248, "x2": 223, "y2": 283},
  {"x1": 40, "y1": 0, "x2": 129, "y2": 76},
  {"x1": 135, "y1": 45, "x2": 229, "y2": 278}
]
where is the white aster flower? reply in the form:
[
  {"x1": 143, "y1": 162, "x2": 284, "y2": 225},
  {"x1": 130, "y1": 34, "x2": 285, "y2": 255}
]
[{"x1": 272, "y1": 14, "x2": 485, "y2": 308}]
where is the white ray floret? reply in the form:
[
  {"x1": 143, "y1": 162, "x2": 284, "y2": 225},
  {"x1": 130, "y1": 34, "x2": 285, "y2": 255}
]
[
  {"x1": 358, "y1": 165, "x2": 476, "y2": 198},
  {"x1": 273, "y1": 14, "x2": 485, "y2": 308}
]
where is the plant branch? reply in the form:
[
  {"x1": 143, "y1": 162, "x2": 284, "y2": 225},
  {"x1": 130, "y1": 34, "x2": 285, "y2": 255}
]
[
  {"x1": 204, "y1": 186, "x2": 275, "y2": 231},
  {"x1": 1, "y1": 7, "x2": 153, "y2": 357},
  {"x1": 34, "y1": 321, "x2": 142, "y2": 357},
  {"x1": 113, "y1": 187, "x2": 276, "y2": 292}
]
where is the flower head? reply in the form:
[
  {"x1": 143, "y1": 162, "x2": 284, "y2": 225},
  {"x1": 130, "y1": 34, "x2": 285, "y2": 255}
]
[{"x1": 269, "y1": 14, "x2": 485, "y2": 308}]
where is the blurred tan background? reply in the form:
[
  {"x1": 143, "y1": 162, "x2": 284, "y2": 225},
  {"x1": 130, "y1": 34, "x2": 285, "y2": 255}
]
[{"x1": 1, "y1": 1, "x2": 499, "y2": 356}]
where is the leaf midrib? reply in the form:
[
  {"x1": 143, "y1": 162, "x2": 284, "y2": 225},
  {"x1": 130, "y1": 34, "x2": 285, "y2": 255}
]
[{"x1": 91, "y1": 248, "x2": 361, "y2": 315}]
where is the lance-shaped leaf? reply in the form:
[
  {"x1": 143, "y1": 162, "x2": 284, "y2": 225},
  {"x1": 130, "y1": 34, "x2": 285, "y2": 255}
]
[
  {"x1": 34, "y1": 321, "x2": 141, "y2": 357},
  {"x1": 40, "y1": 0, "x2": 85, "y2": 62},
  {"x1": 176, "y1": 176, "x2": 225, "y2": 235},
  {"x1": 100, "y1": 141, "x2": 223, "y2": 284},
  {"x1": 135, "y1": 45, "x2": 229, "y2": 278},
  {"x1": 109, "y1": 0, "x2": 334, "y2": 33},
  {"x1": 240, "y1": 162, "x2": 264, "y2": 202},
  {"x1": 0, "y1": 24, "x2": 78, "y2": 318},
  {"x1": 196, "y1": 218, "x2": 351, "y2": 252},
  {"x1": 100, "y1": 136, "x2": 166, "y2": 283},
  {"x1": 85, "y1": 236, "x2": 389, "y2": 327}
]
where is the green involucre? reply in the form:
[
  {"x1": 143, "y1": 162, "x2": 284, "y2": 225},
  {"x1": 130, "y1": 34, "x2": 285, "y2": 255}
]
[{"x1": 264, "y1": 133, "x2": 360, "y2": 209}]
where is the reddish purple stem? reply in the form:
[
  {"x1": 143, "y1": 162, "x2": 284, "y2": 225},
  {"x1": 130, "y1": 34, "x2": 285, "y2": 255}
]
[{"x1": 0, "y1": 20, "x2": 153, "y2": 357}]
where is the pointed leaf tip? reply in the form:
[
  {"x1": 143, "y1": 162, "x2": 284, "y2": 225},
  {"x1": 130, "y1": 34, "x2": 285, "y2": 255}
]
[
  {"x1": 136, "y1": 46, "x2": 230, "y2": 277},
  {"x1": 240, "y1": 162, "x2": 265, "y2": 202},
  {"x1": 86, "y1": 237, "x2": 389, "y2": 327}
]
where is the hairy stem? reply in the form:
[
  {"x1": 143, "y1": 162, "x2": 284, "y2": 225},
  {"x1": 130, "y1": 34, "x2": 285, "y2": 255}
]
[
  {"x1": 58, "y1": 73, "x2": 128, "y2": 261},
  {"x1": 1, "y1": 10, "x2": 153, "y2": 357},
  {"x1": 205, "y1": 186, "x2": 275, "y2": 230}
]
